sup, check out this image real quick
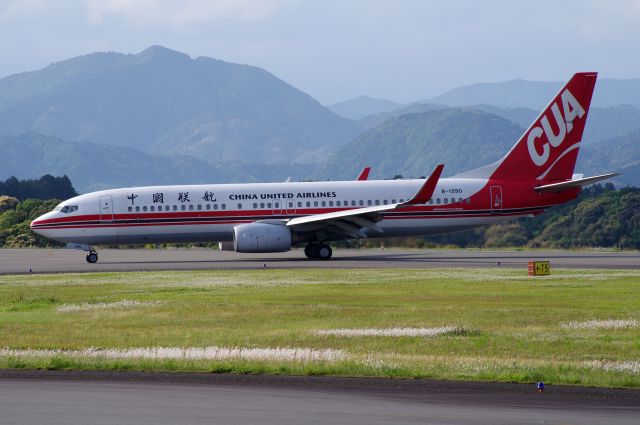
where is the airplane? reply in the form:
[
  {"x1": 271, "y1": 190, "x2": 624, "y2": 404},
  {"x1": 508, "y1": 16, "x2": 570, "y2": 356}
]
[{"x1": 31, "y1": 72, "x2": 617, "y2": 263}]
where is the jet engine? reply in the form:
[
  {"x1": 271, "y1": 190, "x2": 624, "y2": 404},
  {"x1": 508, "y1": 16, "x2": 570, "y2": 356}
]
[{"x1": 233, "y1": 222, "x2": 292, "y2": 253}]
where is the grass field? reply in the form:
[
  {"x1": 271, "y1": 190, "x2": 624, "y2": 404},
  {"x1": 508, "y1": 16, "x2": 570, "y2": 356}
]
[{"x1": 0, "y1": 268, "x2": 639, "y2": 388}]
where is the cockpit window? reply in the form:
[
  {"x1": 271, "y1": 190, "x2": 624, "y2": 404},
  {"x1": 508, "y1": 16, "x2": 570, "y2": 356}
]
[{"x1": 60, "y1": 205, "x2": 79, "y2": 214}]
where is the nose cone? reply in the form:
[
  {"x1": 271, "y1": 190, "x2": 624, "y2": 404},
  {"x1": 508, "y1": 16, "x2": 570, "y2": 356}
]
[{"x1": 30, "y1": 211, "x2": 54, "y2": 235}]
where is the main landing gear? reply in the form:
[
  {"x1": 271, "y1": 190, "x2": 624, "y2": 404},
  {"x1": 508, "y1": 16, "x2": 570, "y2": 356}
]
[
  {"x1": 85, "y1": 250, "x2": 99, "y2": 264},
  {"x1": 304, "y1": 243, "x2": 332, "y2": 260}
]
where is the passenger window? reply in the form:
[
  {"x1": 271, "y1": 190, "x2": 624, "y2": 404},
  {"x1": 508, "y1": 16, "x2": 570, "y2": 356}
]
[
  {"x1": 173, "y1": 205, "x2": 177, "y2": 211},
  {"x1": 253, "y1": 203, "x2": 258, "y2": 209},
  {"x1": 181, "y1": 205, "x2": 186, "y2": 211},
  {"x1": 214, "y1": 204, "x2": 218, "y2": 210},
  {"x1": 128, "y1": 206, "x2": 132, "y2": 212},
  {"x1": 143, "y1": 206, "x2": 147, "y2": 212},
  {"x1": 359, "y1": 200, "x2": 364, "y2": 206},
  {"x1": 436, "y1": 198, "x2": 441, "y2": 204},
  {"x1": 150, "y1": 206, "x2": 155, "y2": 212},
  {"x1": 275, "y1": 202, "x2": 280, "y2": 208},
  {"x1": 466, "y1": 198, "x2": 471, "y2": 204},
  {"x1": 306, "y1": 201, "x2": 311, "y2": 207},
  {"x1": 367, "y1": 200, "x2": 372, "y2": 206},
  {"x1": 314, "y1": 201, "x2": 318, "y2": 207},
  {"x1": 188, "y1": 204, "x2": 194, "y2": 211},
  {"x1": 383, "y1": 200, "x2": 388, "y2": 205},
  {"x1": 197, "y1": 204, "x2": 202, "y2": 210},
  {"x1": 222, "y1": 204, "x2": 226, "y2": 210},
  {"x1": 136, "y1": 206, "x2": 140, "y2": 212},
  {"x1": 392, "y1": 199, "x2": 396, "y2": 203},
  {"x1": 428, "y1": 198, "x2": 433, "y2": 204},
  {"x1": 329, "y1": 201, "x2": 334, "y2": 207},
  {"x1": 238, "y1": 203, "x2": 242, "y2": 209},
  {"x1": 336, "y1": 201, "x2": 341, "y2": 207},
  {"x1": 298, "y1": 201, "x2": 302, "y2": 207},
  {"x1": 165, "y1": 205, "x2": 170, "y2": 211},
  {"x1": 267, "y1": 202, "x2": 272, "y2": 208},
  {"x1": 206, "y1": 204, "x2": 210, "y2": 210},
  {"x1": 321, "y1": 201, "x2": 326, "y2": 207},
  {"x1": 352, "y1": 200, "x2": 356, "y2": 206},
  {"x1": 288, "y1": 202, "x2": 294, "y2": 208},
  {"x1": 375, "y1": 200, "x2": 380, "y2": 205},
  {"x1": 399, "y1": 199, "x2": 405, "y2": 203}
]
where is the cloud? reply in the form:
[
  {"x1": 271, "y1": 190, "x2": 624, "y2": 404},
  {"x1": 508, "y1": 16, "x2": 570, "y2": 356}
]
[{"x1": 84, "y1": 0, "x2": 292, "y2": 26}]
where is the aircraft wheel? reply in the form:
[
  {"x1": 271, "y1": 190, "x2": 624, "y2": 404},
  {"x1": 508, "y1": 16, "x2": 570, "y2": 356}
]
[
  {"x1": 317, "y1": 244, "x2": 332, "y2": 260},
  {"x1": 304, "y1": 244, "x2": 318, "y2": 259},
  {"x1": 86, "y1": 251, "x2": 98, "y2": 264}
]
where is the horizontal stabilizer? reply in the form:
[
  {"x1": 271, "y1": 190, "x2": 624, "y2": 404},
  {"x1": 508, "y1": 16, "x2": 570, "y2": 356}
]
[{"x1": 534, "y1": 173, "x2": 619, "y2": 193}]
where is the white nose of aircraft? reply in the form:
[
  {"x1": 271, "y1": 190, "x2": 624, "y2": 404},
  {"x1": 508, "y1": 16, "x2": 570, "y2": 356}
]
[{"x1": 30, "y1": 211, "x2": 59, "y2": 238}]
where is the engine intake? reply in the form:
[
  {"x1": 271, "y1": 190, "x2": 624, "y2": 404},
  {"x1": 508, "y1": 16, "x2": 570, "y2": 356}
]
[{"x1": 233, "y1": 222, "x2": 292, "y2": 253}]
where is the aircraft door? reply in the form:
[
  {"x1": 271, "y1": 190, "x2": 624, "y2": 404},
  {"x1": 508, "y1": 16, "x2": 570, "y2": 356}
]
[
  {"x1": 99, "y1": 195, "x2": 114, "y2": 222},
  {"x1": 271, "y1": 200, "x2": 283, "y2": 216},
  {"x1": 490, "y1": 186, "x2": 503, "y2": 214},
  {"x1": 285, "y1": 199, "x2": 296, "y2": 217}
]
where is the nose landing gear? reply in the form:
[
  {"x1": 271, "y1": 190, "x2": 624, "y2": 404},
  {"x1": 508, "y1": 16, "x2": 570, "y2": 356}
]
[
  {"x1": 85, "y1": 250, "x2": 99, "y2": 264},
  {"x1": 304, "y1": 243, "x2": 332, "y2": 260}
]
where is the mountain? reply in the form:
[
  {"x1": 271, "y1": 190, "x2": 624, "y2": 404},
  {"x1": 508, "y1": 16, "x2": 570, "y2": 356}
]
[
  {"x1": 318, "y1": 107, "x2": 640, "y2": 187},
  {"x1": 316, "y1": 109, "x2": 524, "y2": 180},
  {"x1": 422, "y1": 78, "x2": 640, "y2": 110},
  {"x1": 576, "y1": 128, "x2": 640, "y2": 187},
  {"x1": 0, "y1": 46, "x2": 359, "y2": 164},
  {"x1": 0, "y1": 134, "x2": 312, "y2": 193},
  {"x1": 361, "y1": 102, "x2": 640, "y2": 145},
  {"x1": 357, "y1": 103, "x2": 447, "y2": 130},
  {"x1": 327, "y1": 95, "x2": 403, "y2": 120}
]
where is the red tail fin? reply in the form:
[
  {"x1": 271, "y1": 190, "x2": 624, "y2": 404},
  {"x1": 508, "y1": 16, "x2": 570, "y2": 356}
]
[{"x1": 491, "y1": 72, "x2": 597, "y2": 182}]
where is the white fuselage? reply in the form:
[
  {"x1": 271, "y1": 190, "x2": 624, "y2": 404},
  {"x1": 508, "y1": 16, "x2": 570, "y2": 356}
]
[{"x1": 31, "y1": 177, "x2": 524, "y2": 246}]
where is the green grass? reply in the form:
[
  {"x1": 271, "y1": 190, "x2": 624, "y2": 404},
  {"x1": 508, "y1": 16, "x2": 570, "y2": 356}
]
[{"x1": 0, "y1": 268, "x2": 639, "y2": 387}]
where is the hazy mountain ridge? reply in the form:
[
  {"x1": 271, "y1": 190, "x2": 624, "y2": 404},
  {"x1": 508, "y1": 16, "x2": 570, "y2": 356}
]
[
  {"x1": 315, "y1": 109, "x2": 524, "y2": 180},
  {"x1": 319, "y1": 107, "x2": 640, "y2": 187},
  {"x1": 327, "y1": 95, "x2": 403, "y2": 120},
  {"x1": 422, "y1": 78, "x2": 640, "y2": 109},
  {"x1": 0, "y1": 133, "x2": 312, "y2": 193},
  {"x1": 0, "y1": 46, "x2": 359, "y2": 164}
]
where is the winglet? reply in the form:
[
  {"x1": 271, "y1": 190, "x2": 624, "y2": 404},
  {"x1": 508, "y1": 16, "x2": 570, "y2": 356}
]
[
  {"x1": 357, "y1": 167, "x2": 371, "y2": 181},
  {"x1": 403, "y1": 164, "x2": 444, "y2": 205}
]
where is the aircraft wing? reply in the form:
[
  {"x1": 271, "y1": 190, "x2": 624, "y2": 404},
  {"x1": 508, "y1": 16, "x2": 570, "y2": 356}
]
[
  {"x1": 287, "y1": 165, "x2": 443, "y2": 238},
  {"x1": 534, "y1": 173, "x2": 619, "y2": 193}
]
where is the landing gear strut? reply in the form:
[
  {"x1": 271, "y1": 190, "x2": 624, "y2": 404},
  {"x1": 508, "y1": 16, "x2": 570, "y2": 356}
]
[
  {"x1": 85, "y1": 250, "x2": 99, "y2": 264},
  {"x1": 304, "y1": 243, "x2": 332, "y2": 260}
]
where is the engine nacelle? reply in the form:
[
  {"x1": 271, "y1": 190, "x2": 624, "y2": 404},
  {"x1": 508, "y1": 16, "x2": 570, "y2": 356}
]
[{"x1": 233, "y1": 222, "x2": 292, "y2": 253}]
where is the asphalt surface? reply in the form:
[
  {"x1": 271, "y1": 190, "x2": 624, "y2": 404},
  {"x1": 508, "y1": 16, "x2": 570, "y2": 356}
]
[
  {"x1": 1, "y1": 370, "x2": 639, "y2": 425},
  {"x1": 0, "y1": 248, "x2": 638, "y2": 274}
]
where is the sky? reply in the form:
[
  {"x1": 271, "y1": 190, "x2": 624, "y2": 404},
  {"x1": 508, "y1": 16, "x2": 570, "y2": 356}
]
[{"x1": 1, "y1": 0, "x2": 639, "y2": 104}]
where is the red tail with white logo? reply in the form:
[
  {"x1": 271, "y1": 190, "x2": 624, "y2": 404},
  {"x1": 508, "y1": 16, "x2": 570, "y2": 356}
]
[{"x1": 491, "y1": 72, "x2": 597, "y2": 182}]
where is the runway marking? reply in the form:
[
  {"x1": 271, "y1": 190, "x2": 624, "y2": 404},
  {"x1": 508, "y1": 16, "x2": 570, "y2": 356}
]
[
  {"x1": 56, "y1": 300, "x2": 165, "y2": 312},
  {"x1": 561, "y1": 319, "x2": 639, "y2": 329},
  {"x1": 314, "y1": 326, "x2": 465, "y2": 337},
  {"x1": 0, "y1": 346, "x2": 347, "y2": 362}
]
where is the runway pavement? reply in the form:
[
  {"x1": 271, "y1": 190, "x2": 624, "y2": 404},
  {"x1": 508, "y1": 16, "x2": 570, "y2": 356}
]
[
  {"x1": 1, "y1": 371, "x2": 639, "y2": 425},
  {"x1": 0, "y1": 247, "x2": 638, "y2": 274}
]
